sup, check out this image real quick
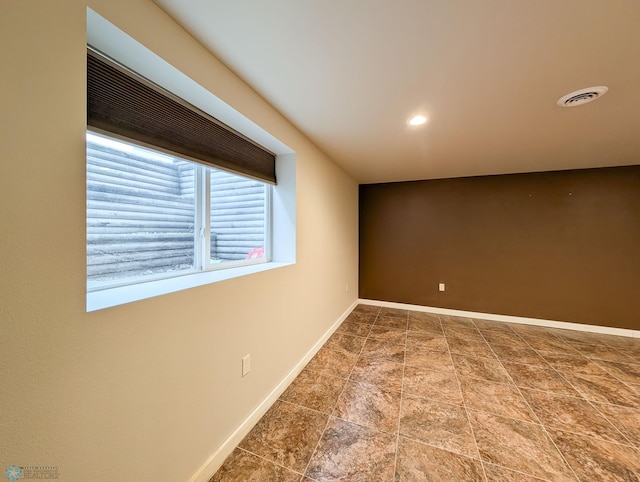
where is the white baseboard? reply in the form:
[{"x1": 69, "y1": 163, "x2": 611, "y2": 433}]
[
  {"x1": 359, "y1": 299, "x2": 640, "y2": 339},
  {"x1": 188, "y1": 299, "x2": 359, "y2": 482}
]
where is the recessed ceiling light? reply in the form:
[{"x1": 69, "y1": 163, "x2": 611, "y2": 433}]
[
  {"x1": 408, "y1": 115, "x2": 428, "y2": 126},
  {"x1": 556, "y1": 86, "x2": 608, "y2": 107}
]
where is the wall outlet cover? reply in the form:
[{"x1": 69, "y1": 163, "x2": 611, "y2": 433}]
[{"x1": 242, "y1": 354, "x2": 251, "y2": 377}]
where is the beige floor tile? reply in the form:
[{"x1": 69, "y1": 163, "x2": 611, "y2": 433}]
[
  {"x1": 399, "y1": 395, "x2": 478, "y2": 459},
  {"x1": 472, "y1": 318, "x2": 514, "y2": 332},
  {"x1": 378, "y1": 307, "x2": 408, "y2": 319},
  {"x1": 336, "y1": 319, "x2": 373, "y2": 337},
  {"x1": 407, "y1": 310, "x2": 440, "y2": 322},
  {"x1": 490, "y1": 343, "x2": 547, "y2": 365},
  {"x1": 521, "y1": 388, "x2": 629, "y2": 444},
  {"x1": 440, "y1": 314, "x2": 475, "y2": 326},
  {"x1": 553, "y1": 329, "x2": 610, "y2": 346},
  {"x1": 483, "y1": 463, "x2": 548, "y2": 481},
  {"x1": 550, "y1": 430, "x2": 640, "y2": 481},
  {"x1": 333, "y1": 380, "x2": 401, "y2": 433},
  {"x1": 395, "y1": 437, "x2": 485, "y2": 481},
  {"x1": 447, "y1": 335, "x2": 496, "y2": 359},
  {"x1": 404, "y1": 348, "x2": 454, "y2": 372},
  {"x1": 359, "y1": 338, "x2": 405, "y2": 363},
  {"x1": 407, "y1": 316, "x2": 442, "y2": 334},
  {"x1": 615, "y1": 346, "x2": 640, "y2": 360},
  {"x1": 406, "y1": 331, "x2": 448, "y2": 352},
  {"x1": 562, "y1": 372, "x2": 640, "y2": 408},
  {"x1": 374, "y1": 314, "x2": 408, "y2": 330},
  {"x1": 481, "y1": 330, "x2": 530, "y2": 348},
  {"x1": 305, "y1": 417, "x2": 396, "y2": 481},
  {"x1": 468, "y1": 410, "x2": 576, "y2": 481},
  {"x1": 324, "y1": 332, "x2": 366, "y2": 356},
  {"x1": 350, "y1": 356, "x2": 404, "y2": 392},
  {"x1": 595, "y1": 359, "x2": 640, "y2": 384},
  {"x1": 451, "y1": 353, "x2": 511, "y2": 384},
  {"x1": 368, "y1": 325, "x2": 407, "y2": 345},
  {"x1": 519, "y1": 336, "x2": 579, "y2": 354},
  {"x1": 408, "y1": 310, "x2": 441, "y2": 325},
  {"x1": 571, "y1": 343, "x2": 636, "y2": 364},
  {"x1": 442, "y1": 324, "x2": 483, "y2": 339},
  {"x1": 459, "y1": 376, "x2": 536, "y2": 422},
  {"x1": 594, "y1": 403, "x2": 640, "y2": 448},
  {"x1": 305, "y1": 347, "x2": 358, "y2": 379},
  {"x1": 502, "y1": 362, "x2": 579, "y2": 396},
  {"x1": 210, "y1": 448, "x2": 302, "y2": 482},
  {"x1": 352, "y1": 304, "x2": 380, "y2": 315},
  {"x1": 602, "y1": 336, "x2": 640, "y2": 351},
  {"x1": 403, "y1": 366, "x2": 463, "y2": 404},
  {"x1": 279, "y1": 369, "x2": 346, "y2": 414},
  {"x1": 539, "y1": 352, "x2": 611, "y2": 377},
  {"x1": 344, "y1": 311, "x2": 377, "y2": 324},
  {"x1": 509, "y1": 325, "x2": 559, "y2": 337},
  {"x1": 239, "y1": 400, "x2": 328, "y2": 472}
]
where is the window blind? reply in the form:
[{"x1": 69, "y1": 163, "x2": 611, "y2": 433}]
[{"x1": 87, "y1": 49, "x2": 276, "y2": 184}]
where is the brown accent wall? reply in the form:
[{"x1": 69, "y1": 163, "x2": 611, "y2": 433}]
[{"x1": 359, "y1": 166, "x2": 640, "y2": 330}]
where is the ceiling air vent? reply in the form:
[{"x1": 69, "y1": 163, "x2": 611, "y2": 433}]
[{"x1": 557, "y1": 86, "x2": 608, "y2": 107}]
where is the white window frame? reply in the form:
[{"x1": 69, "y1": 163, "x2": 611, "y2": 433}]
[
  {"x1": 86, "y1": 130, "x2": 272, "y2": 293},
  {"x1": 86, "y1": 9, "x2": 296, "y2": 312}
]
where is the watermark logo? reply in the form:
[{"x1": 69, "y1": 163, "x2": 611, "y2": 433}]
[
  {"x1": 5, "y1": 467, "x2": 22, "y2": 481},
  {"x1": 5, "y1": 466, "x2": 58, "y2": 480}
]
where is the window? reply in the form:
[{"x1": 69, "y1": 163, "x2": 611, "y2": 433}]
[
  {"x1": 87, "y1": 132, "x2": 270, "y2": 291},
  {"x1": 86, "y1": 9, "x2": 296, "y2": 311}
]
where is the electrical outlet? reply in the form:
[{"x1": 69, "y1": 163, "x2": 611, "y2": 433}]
[
  {"x1": 242, "y1": 354, "x2": 251, "y2": 377},
  {"x1": 439, "y1": 283, "x2": 445, "y2": 292}
]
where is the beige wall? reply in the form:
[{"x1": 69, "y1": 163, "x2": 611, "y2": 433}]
[{"x1": 0, "y1": 1, "x2": 358, "y2": 481}]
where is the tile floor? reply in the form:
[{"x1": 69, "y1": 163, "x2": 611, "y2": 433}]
[{"x1": 211, "y1": 304, "x2": 640, "y2": 481}]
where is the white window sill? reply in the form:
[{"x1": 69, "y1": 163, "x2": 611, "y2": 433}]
[{"x1": 86, "y1": 261, "x2": 294, "y2": 312}]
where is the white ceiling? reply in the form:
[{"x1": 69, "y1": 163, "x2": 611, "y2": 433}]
[{"x1": 153, "y1": 0, "x2": 640, "y2": 184}]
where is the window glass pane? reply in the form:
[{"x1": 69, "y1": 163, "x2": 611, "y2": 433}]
[
  {"x1": 87, "y1": 133, "x2": 196, "y2": 285},
  {"x1": 210, "y1": 169, "x2": 266, "y2": 264}
]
